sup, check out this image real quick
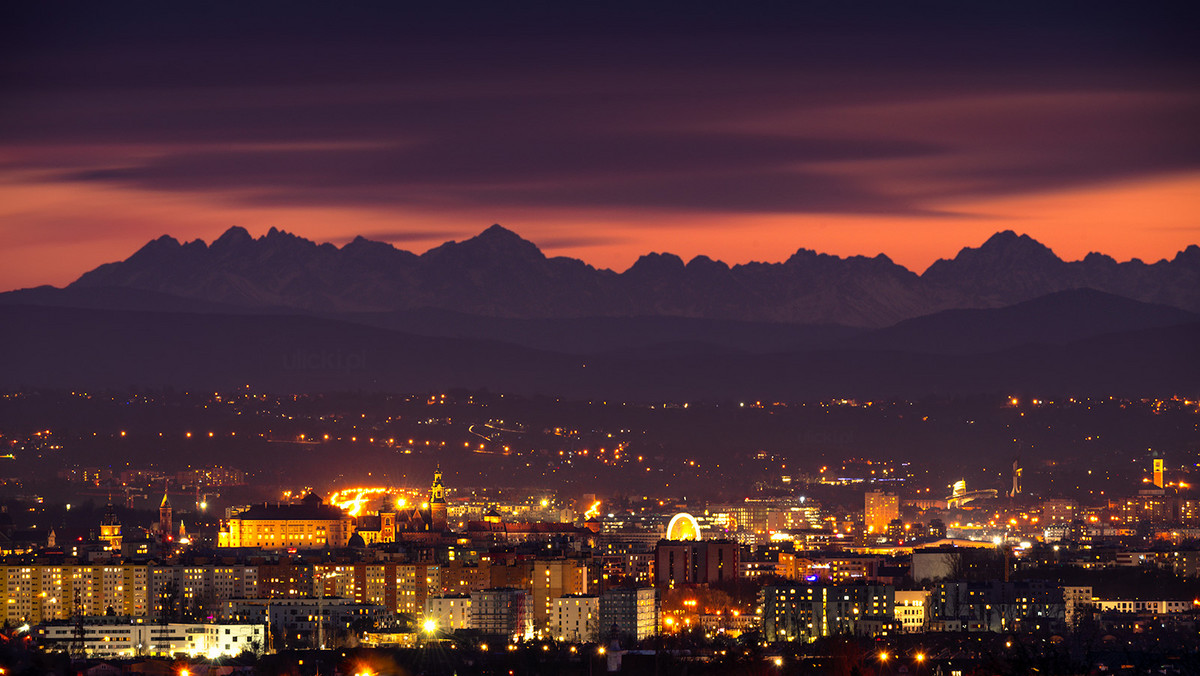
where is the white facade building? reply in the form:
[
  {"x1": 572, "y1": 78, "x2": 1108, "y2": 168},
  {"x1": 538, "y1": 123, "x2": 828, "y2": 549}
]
[
  {"x1": 893, "y1": 590, "x2": 929, "y2": 632},
  {"x1": 425, "y1": 594, "x2": 472, "y2": 632},
  {"x1": 38, "y1": 619, "x2": 262, "y2": 658},
  {"x1": 553, "y1": 594, "x2": 599, "y2": 642}
]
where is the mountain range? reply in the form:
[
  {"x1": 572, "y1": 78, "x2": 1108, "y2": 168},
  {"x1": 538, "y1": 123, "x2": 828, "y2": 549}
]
[
  {"x1": 38, "y1": 225, "x2": 1200, "y2": 327},
  {"x1": 1, "y1": 226, "x2": 1197, "y2": 397}
]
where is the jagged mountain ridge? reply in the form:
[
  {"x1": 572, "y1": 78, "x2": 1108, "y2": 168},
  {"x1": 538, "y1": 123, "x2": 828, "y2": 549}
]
[{"x1": 67, "y1": 225, "x2": 1200, "y2": 326}]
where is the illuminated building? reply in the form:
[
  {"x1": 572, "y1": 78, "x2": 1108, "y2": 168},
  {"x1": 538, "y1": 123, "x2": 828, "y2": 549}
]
[
  {"x1": 37, "y1": 619, "x2": 262, "y2": 658},
  {"x1": 766, "y1": 505, "x2": 825, "y2": 531},
  {"x1": 946, "y1": 480, "x2": 998, "y2": 508},
  {"x1": 598, "y1": 587, "x2": 657, "y2": 642},
  {"x1": 596, "y1": 528, "x2": 664, "y2": 554},
  {"x1": 441, "y1": 560, "x2": 489, "y2": 595},
  {"x1": 1153, "y1": 458, "x2": 1165, "y2": 489},
  {"x1": 353, "y1": 563, "x2": 395, "y2": 608},
  {"x1": 218, "y1": 492, "x2": 353, "y2": 549},
  {"x1": 100, "y1": 501, "x2": 122, "y2": 552},
  {"x1": 471, "y1": 588, "x2": 534, "y2": 641},
  {"x1": 353, "y1": 467, "x2": 451, "y2": 537},
  {"x1": 430, "y1": 465, "x2": 448, "y2": 531},
  {"x1": 864, "y1": 491, "x2": 898, "y2": 536},
  {"x1": 930, "y1": 580, "x2": 1065, "y2": 632},
  {"x1": 894, "y1": 590, "x2": 929, "y2": 632},
  {"x1": 148, "y1": 565, "x2": 258, "y2": 619},
  {"x1": 1116, "y1": 494, "x2": 1170, "y2": 527},
  {"x1": 740, "y1": 557, "x2": 785, "y2": 579},
  {"x1": 224, "y1": 597, "x2": 391, "y2": 646},
  {"x1": 1042, "y1": 499, "x2": 1078, "y2": 523},
  {"x1": 1063, "y1": 586, "x2": 1093, "y2": 626},
  {"x1": 760, "y1": 583, "x2": 895, "y2": 641},
  {"x1": 553, "y1": 594, "x2": 599, "y2": 642},
  {"x1": 159, "y1": 484, "x2": 173, "y2": 539},
  {"x1": 466, "y1": 517, "x2": 593, "y2": 546},
  {"x1": 257, "y1": 561, "x2": 314, "y2": 598},
  {"x1": 426, "y1": 594, "x2": 473, "y2": 632},
  {"x1": 397, "y1": 563, "x2": 442, "y2": 615},
  {"x1": 665, "y1": 513, "x2": 701, "y2": 541},
  {"x1": 927, "y1": 519, "x2": 946, "y2": 539},
  {"x1": 1094, "y1": 598, "x2": 1191, "y2": 613},
  {"x1": 1, "y1": 564, "x2": 149, "y2": 624},
  {"x1": 532, "y1": 559, "x2": 588, "y2": 631},
  {"x1": 802, "y1": 554, "x2": 884, "y2": 583}
]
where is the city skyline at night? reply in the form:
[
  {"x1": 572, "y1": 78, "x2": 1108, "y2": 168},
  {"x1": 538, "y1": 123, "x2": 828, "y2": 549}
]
[{"x1": 2, "y1": 3, "x2": 1199, "y2": 674}]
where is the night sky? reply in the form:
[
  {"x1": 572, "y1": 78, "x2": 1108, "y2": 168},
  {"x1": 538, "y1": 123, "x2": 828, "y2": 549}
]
[{"x1": 2, "y1": 3, "x2": 1197, "y2": 291}]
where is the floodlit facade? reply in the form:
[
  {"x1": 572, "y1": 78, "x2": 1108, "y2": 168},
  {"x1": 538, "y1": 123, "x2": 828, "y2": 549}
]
[
  {"x1": 553, "y1": 594, "x2": 599, "y2": 642},
  {"x1": 218, "y1": 493, "x2": 353, "y2": 549},
  {"x1": 894, "y1": 589, "x2": 929, "y2": 632},
  {"x1": 425, "y1": 594, "x2": 473, "y2": 632},
  {"x1": 864, "y1": 491, "x2": 899, "y2": 536},
  {"x1": 37, "y1": 619, "x2": 262, "y2": 658}
]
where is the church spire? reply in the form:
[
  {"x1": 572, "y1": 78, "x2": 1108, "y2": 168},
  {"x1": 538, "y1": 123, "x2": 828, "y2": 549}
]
[
  {"x1": 429, "y1": 466, "x2": 447, "y2": 531},
  {"x1": 159, "y1": 480, "x2": 173, "y2": 538},
  {"x1": 430, "y1": 465, "x2": 445, "y2": 504}
]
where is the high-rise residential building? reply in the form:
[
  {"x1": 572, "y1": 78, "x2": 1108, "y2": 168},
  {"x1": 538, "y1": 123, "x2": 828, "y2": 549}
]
[
  {"x1": 257, "y1": 561, "x2": 314, "y2": 598},
  {"x1": 471, "y1": 588, "x2": 533, "y2": 641},
  {"x1": 397, "y1": 563, "x2": 441, "y2": 616},
  {"x1": 552, "y1": 594, "x2": 599, "y2": 642},
  {"x1": 864, "y1": 491, "x2": 899, "y2": 536},
  {"x1": 760, "y1": 583, "x2": 895, "y2": 642},
  {"x1": 0, "y1": 564, "x2": 149, "y2": 624},
  {"x1": 148, "y1": 564, "x2": 258, "y2": 620},
  {"x1": 599, "y1": 587, "x2": 658, "y2": 642},
  {"x1": 532, "y1": 559, "x2": 587, "y2": 631},
  {"x1": 425, "y1": 594, "x2": 473, "y2": 632},
  {"x1": 931, "y1": 580, "x2": 1065, "y2": 632}
]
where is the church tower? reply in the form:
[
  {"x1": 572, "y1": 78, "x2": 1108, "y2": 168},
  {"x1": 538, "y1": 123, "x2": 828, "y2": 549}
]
[
  {"x1": 159, "y1": 482, "x2": 173, "y2": 539},
  {"x1": 379, "y1": 497, "x2": 397, "y2": 543},
  {"x1": 100, "y1": 500, "x2": 122, "y2": 552},
  {"x1": 429, "y1": 466, "x2": 447, "y2": 531}
]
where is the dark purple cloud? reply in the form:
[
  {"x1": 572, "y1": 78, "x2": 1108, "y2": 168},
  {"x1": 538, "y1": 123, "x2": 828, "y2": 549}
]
[{"x1": 2, "y1": 2, "x2": 1198, "y2": 219}]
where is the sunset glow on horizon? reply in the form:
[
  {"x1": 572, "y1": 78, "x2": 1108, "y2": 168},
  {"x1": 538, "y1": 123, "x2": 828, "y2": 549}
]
[
  {"x1": 2, "y1": 4, "x2": 1196, "y2": 291},
  {"x1": 1, "y1": 170, "x2": 1195, "y2": 292}
]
